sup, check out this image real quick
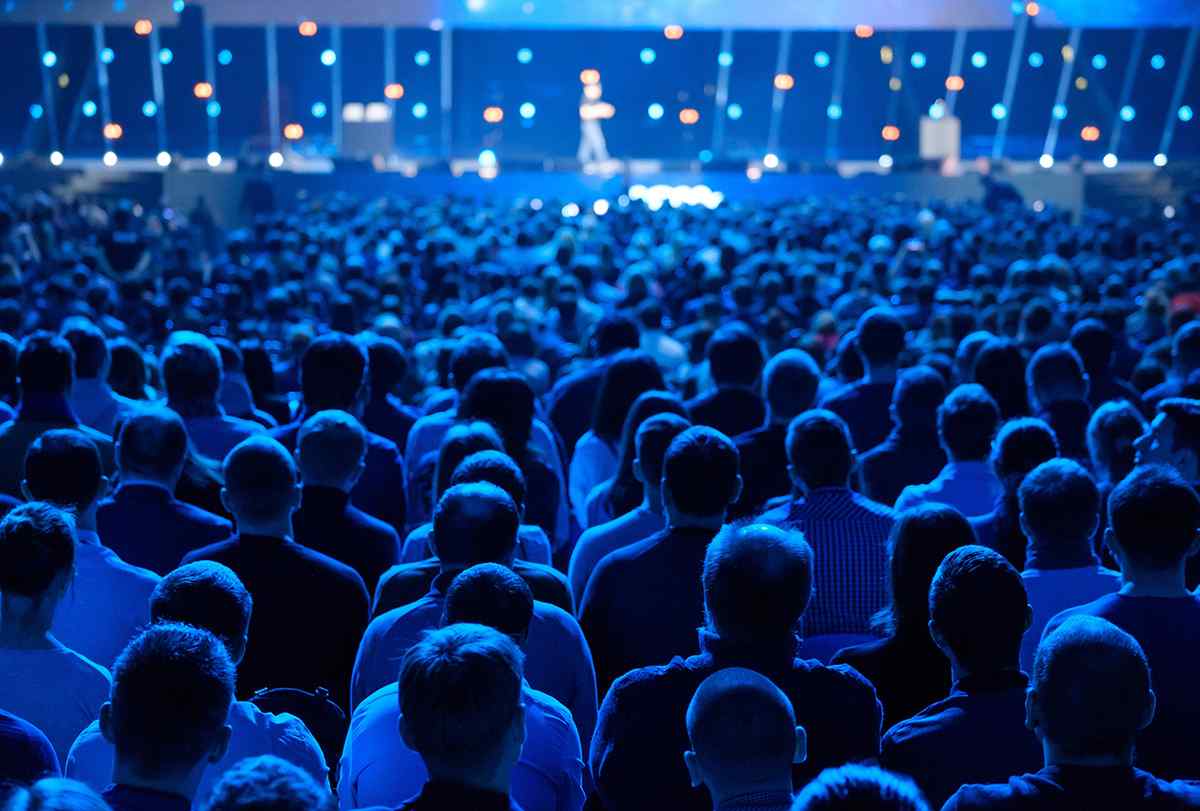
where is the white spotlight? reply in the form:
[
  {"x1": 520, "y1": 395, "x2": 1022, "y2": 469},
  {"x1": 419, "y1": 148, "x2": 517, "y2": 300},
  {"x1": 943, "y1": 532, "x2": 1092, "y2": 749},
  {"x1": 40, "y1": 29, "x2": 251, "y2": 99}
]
[
  {"x1": 878, "y1": 154, "x2": 894, "y2": 169},
  {"x1": 1038, "y1": 153, "x2": 1054, "y2": 169},
  {"x1": 562, "y1": 202, "x2": 580, "y2": 218},
  {"x1": 206, "y1": 151, "x2": 222, "y2": 168},
  {"x1": 1153, "y1": 153, "x2": 1168, "y2": 167},
  {"x1": 593, "y1": 199, "x2": 610, "y2": 216},
  {"x1": 762, "y1": 153, "x2": 780, "y2": 170},
  {"x1": 156, "y1": 151, "x2": 172, "y2": 167},
  {"x1": 1102, "y1": 152, "x2": 1118, "y2": 168},
  {"x1": 102, "y1": 151, "x2": 118, "y2": 167},
  {"x1": 268, "y1": 151, "x2": 284, "y2": 169},
  {"x1": 49, "y1": 151, "x2": 63, "y2": 166},
  {"x1": 1164, "y1": 205, "x2": 1176, "y2": 219}
]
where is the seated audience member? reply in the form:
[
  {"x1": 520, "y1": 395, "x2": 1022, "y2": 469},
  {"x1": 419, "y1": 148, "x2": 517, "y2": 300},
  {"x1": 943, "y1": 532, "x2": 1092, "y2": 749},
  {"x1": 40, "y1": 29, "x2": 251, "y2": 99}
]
[
  {"x1": 0, "y1": 708, "x2": 60, "y2": 785},
  {"x1": 66, "y1": 562, "x2": 328, "y2": 799},
  {"x1": 291, "y1": 411, "x2": 400, "y2": 594},
  {"x1": 1026, "y1": 344, "x2": 1092, "y2": 466},
  {"x1": 0, "y1": 333, "x2": 115, "y2": 498},
  {"x1": 375, "y1": 463, "x2": 570, "y2": 614},
  {"x1": 857, "y1": 366, "x2": 948, "y2": 507},
  {"x1": 182, "y1": 437, "x2": 370, "y2": 711},
  {"x1": 591, "y1": 524, "x2": 882, "y2": 811},
  {"x1": 23, "y1": 430, "x2": 159, "y2": 670},
  {"x1": 404, "y1": 420, "x2": 505, "y2": 545},
  {"x1": 833, "y1": 504, "x2": 976, "y2": 728},
  {"x1": 1069, "y1": 319, "x2": 1143, "y2": 413},
  {"x1": 97, "y1": 624, "x2": 235, "y2": 811},
  {"x1": 203, "y1": 756, "x2": 330, "y2": 811},
  {"x1": 160, "y1": 332, "x2": 264, "y2": 463},
  {"x1": 60, "y1": 318, "x2": 135, "y2": 437},
  {"x1": 1041, "y1": 465, "x2": 1200, "y2": 780},
  {"x1": 341, "y1": 565, "x2": 584, "y2": 811},
  {"x1": 1086, "y1": 401, "x2": 1145, "y2": 559},
  {"x1": 969, "y1": 419, "x2": 1060, "y2": 569},
  {"x1": 762, "y1": 410, "x2": 895, "y2": 636},
  {"x1": 1016, "y1": 459, "x2": 1121, "y2": 671},
  {"x1": 213, "y1": 339, "x2": 275, "y2": 430},
  {"x1": 97, "y1": 409, "x2": 233, "y2": 574},
  {"x1": 0, "y1": 505, "x2": 111, "y2": 762},
  {"x1": 569, "y1": 413, "x2": 689, "y2": 606},
  {"x1": 972, "y1": 338, "x2": 1030, "y2": 421},
  {"x1": 390, "y1": 624, "x2": 527, "y2": 810},
  {"x1": 896, "y1": 384, "x2": 1003, "y2": 519},
  {"x1": 358, "y1": 334, "x2": 420, "y2": 452},
  {"x1": 820, "y1": 307, "x2": 907, "y2": 453},
  {"x1": 1, "y1": 779, "x2": 112, "y2": 811},
  {"x1": 271, "y1": 333, "x2": 407, "y2": 535},
  {"x1": 732, "y1": 349, "x2": 821, "y2": 518},
  {"x1": 1141, "y1": 320, "x2": 1200, "y2": 411},
  {"x1": 880, "y1": 546, "x2": 1041, "y2": 808},
  {"x1": 580, "y1": 426, "x2": 741, "y2": 690},
  {"x1": 686, "y1": 323, "x2": 767, "y2": 440},
  {"x1": 351, "y1": 483, "x2": 596, "y2": 749},
  {"x1": 792, "y1": 765, "x2": 929, "y2": 811},
  {"x1": 571, "y1": 350, "x2": 665, "y2": 530},
  {"x1": 684, "y1": 668, "x2": 805, "y2": 811},
  {"x1": 943, "y1": 616, "x2": 1200, "y2": 810},
  {"x1": 1133, "y1": 397, "x2": 1200, "y2": 486}
]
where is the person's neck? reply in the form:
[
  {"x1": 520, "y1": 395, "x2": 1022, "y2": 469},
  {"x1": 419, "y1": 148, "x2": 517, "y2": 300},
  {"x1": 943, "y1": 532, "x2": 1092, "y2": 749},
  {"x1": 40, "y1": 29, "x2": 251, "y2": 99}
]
[
  {"x1": 1025, "y1": 533, "x2": 1097, "y2": 570},
  {"x1": 1043, "y1": 740, "x2": 1133, "y2": 770},
  {"x1": 235, "y1": 518, "x2": 292, "y2": 540},
  {"x1": 863, "y1": 364, "x2": 898, "y2": 384},
  {"x1": 945, "y1": 453, "x2": 985, "y2": 467},
  {"x1": 0, "y1": 599, "x2": 57, "y2": 649},
  {"x1": 948, "y1": 658, "x2": 1019, "y2": 685},
  {"x1": 426, "y1": 762, "x2": 513, "y2": 797},
  {"x1": 1119, "y1": 565, "x2": 1190, "y2": 598},
  {"x1": 797, "y1": 480, "x2": 847, "y2": 497},
  {"x1": 110, "y1": 762, "x2": 202, "y2": 804},
  {"x1": 707, "y1": 774, "x2": 795, "y2": 809},
  {"x1": 642, "y1": 492, "x2": 664, "y2": 516},
  {"x1": 73, "y1": 505, "x2": 98, "y2": 533},
  {"x1": 119, "y1": 473, "x2": 179, "y2": 493},
  {"x1": 168, "y1": 398, "x2": 221, "y2": 419},
  {"x1": 665, "y1": 510, "x2": 726, "y2": 532},
  {"x1": 301, "y1": 479, "x2": 353, "y2": 494}
]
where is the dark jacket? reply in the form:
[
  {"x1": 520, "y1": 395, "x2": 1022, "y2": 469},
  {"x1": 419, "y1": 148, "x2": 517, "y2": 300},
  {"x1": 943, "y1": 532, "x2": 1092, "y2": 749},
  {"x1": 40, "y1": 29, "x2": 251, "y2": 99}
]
[
  {"x1": 292, "y1": 485, "x2": 401, "y2": 595},
  {"x1": 96, "y1": 482, "x2": 233, "y2": 575},
  {"x1": 857, "y1": 427, "x2": 947, "y2": 507},
  {"x1": 372, "y1": 558, "x2": 574, "y2": 617},
  {"x1": 685, "y1": 388, "x2": 767, "y2": 440}
]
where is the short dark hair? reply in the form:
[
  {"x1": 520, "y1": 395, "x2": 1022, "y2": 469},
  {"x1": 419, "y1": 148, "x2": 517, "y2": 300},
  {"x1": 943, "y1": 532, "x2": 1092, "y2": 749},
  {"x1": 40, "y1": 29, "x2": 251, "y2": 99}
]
[
  {"x1": 1069, "y1": 318, "x2": 1115, "y2": 375},
  {"x1": 591, "y1": 313, "x2": 640, "y2": 356},
  {"x1": 706, "y1": 322, "x2": 764, "y2": 387},
  {"x1": 855, "y1": 308, "x2": 906, "y2": 367},
  {"x1": 703, "y1": 524, "x2": 813, "y2": 641},
  {"x1": 0, "y1": 502, "x2": 75, "y2": 597},
  {"x1": 1157, "y1": 398, "x2": 1200, "y2": 460},
  {"x1": 433, "y1": 422, "x2": 504, "y2": 502},
  {"x1": 990, "y1": 417, "x2": 1059, "y2": 484},
  {"x1": 450, "y1": 451, "x2": 527, "y2": 514},
  {"x1": 449, "y1": 332, "x2": 509, "y2": 391},
  {"x1": 161, "y1": 332, "x2": 223, "y2": 404},
  {"x1": 592, "y1": 350, "x2": 666, "y2": 442},
  {"x1": 458, "y1": 369, "x2": 536, "y2": 455},
  {"x1": 636, "y1": 413, "x2": 691, "y2": 490},
  {"x1": 431, "y1": 482, "x2": 520, "y2": 566},
  {"x1": 686, "y1": 668, "x2": 796, "y2": 784},
  {"x1": 117, "y1": 408, "x2": 190, "y2": 481},
  {"x1": 150, "y1": 562, "x2": 253, "y2": 660},
  {"x1": 60, "y1": 317, "x2": 109, "y2": 379},
  {"x1": 663, "y1": 427, "x2": 740, "y2": 516},
  {"x1": 1032, "y1": 616, "x2": 1152, "y2": 758},
  {"x1": 971, "y1": 338, "x2": 1028, "y2": 419},
  {"x1": 296, "y1": 410, "x2": 367, "y2": 484},
  {"x1": 202, "y1": 755, "x2": 330, "y2": 811},
  {"x1": 398, "y1": 624, "x2": 524, "y2": 771},
  {"x1": 443, "y1": 563, "x2": 534, "y2": 641},
  {"x1": 1027, "y1": 343, "x2": 1087, "y2": 403},
  {"x1": 1108, "y1": 464, "x2": 1200, "y2": 569},
  {"x1": 938, "y1": 384, "x2": 1000, "y2": 461},
  {"x1": 793, "y1": 765, "x2": 929, "y2": 811},
  {"x1": 109, "y1": 623, "x2": 235, "y2": 778},
  {"x1": 1172, "y1": 320, "x2": 1200, "y2": 371},
  {"x1": 359, "y1": 333, "x2": 409, "y2": 395},
  {"x1": 1019, "y1": 459, "x2": 1100, "y2": 542},
  {"x1": 222, "y1": 437, "x2": 297, "y2": 524},
  {"x1": 18, "y1": 332, "x2": 75, "y2": 395},
  {"x1": 786, "y1": 410, "x2": 854, "y2": 489},
  {"x1": 1087, "y1": 401, "x2": 1145, "y2": 484},
  {"x1": 763, "y1": 350, "x2": 820, "y2": 420},
  {"x1": 880, "y1": 503, "x2": 976, "y2": 638},
  {"x1": 300, "y1": 333, "x2": 368, "y2": 411},
  {"x1": 23, "y1": 429, "x2": 104, "y2": 510},
  {"x1": 892, "y1": 365, "x2": 947, "y2": 429},
  {"x1": 929, "y1": 546, "x2": 1028, "y2": 672}
]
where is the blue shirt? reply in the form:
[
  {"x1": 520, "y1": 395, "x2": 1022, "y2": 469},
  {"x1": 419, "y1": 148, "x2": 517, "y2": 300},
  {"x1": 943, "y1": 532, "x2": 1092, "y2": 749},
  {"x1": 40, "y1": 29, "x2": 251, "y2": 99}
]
[
  {"x1": 944, "y1": 765, "x2": 1200, "y2": 810},
  {"x1": 1019, "y1": 565, "x2": 1122, "y2": 672},
  {"x1": 97, "y1": 482, "x2": 233, "y2": 575},
  {"x1": 568, "y1": 505, "x2": 664, "y2": 608},
  {"x1": 182, "y1": 412, "x2": 264, "y2": 462},
  {"x1": 819, "y1": 379, "x2": 895, "y2": 454},
  {"x1": 0, "y1": 708, "x2": 59, "y2": 784},
  {"x1": 857, "y1": 427, "x2": 947, "y2": 508},
  {"x1": 399, "y1": 522, "x2": 552, "y2": 567},
  {"x1": 340, "y1": 681, "x2": 583, "y2": 811},
  {"x1": 895, "y1": 461, "x2": 1003, "y2": 519}
]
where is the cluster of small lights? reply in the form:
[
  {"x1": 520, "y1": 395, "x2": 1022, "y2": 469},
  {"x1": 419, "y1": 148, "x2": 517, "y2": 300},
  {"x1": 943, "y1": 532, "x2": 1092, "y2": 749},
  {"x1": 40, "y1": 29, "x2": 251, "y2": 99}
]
[
  {"x1": 945, "y1": 75, "x2": 965, "y2": 91},
  {"x1": 483, "y1": 106, "x2": 504, "y2": 123},
  {"x1": 320, "y1": 49, "x2": 336, "y2": 66},
  {"x1": 854, "y1": 24, "x2": 874, "y2": 38},
  {"x1": 881, "y1": 124, "x2": 900, "y2": 141},
  {"x1": 298, "y1": 20, "x2": 317, "y2": 37},
  {"x1": 134, "y1": 18, "x2": 152, "y2": 36},
  {"x1": 102, "y1": 122, "x2": 123, "y2": 139},
  {"x1": 82, "y1": 100, "x2": 97, "y2": 117},
  {"x1": 827, "y1": 103, "x2": 843, "y2": 120},
  {"x1": 679, "y1": 107, "x2": 699, "y2": 125},
  {"x1": 647, "y1": 103, "x2": 664, "y2": 120},
  {"x1": 384, "y1": 83, "x2": 405, "y2": 100},
  {"x1": 628, "y1": 184, "x2": 724, "y2": 210},
  {"x1": 640, "y1": 48, "x2": 656, "y2": 64},
  {"x1": 517, "y1": 47, "x2": 533, "y2": 64},
  {"x1": 218, "y1": 49, "x2": 233, "y2": 65},
  {"x1": 206, "y1": 100, "x2": 221, "y2": 118},
  {"x1": 1028, "y1": 51, "x2": 1044, "y2": 68},
  {"x1": 774, "y1": 73, "x2": 795, "y2": 91},
  {"x1": 1119, "y1": 105, "x2": 1136, "y2": 122},
  {"x1": 141, "y1": 100, "x2": 157, "y2": 117},
  {"x1": 283, "y1": 122, "x2": 304, "y2": 140},
  {"x1": 813, "y1": 50, "x2": 830, "y2": 68},
  {"x1": 193, "y1": 81, "x2": 213, "y2": 99},
  {"x1": 414, "y1": 50, "x2": 431, "y2": 67},
  {"x1": 412, "y1": 102, "x2": 428, "y2": 119},
  {"x1": 971, "y1": 51, "x2": 987, "y2": 69},
  {"x1": 519, "y1": 101, "x2": 536, "y2": 119},
  {"x1": 663, "y1": 24, "x2": 684, "y2": 40},
  {"x1": 580, "y1": 68, "x2": 600, "y2": 85},
  {"x1": 311, "y1": 101, "x2": 327, "y2": 118},
  {"x1": 910, "y1": 51, "x2": 926, "y2": 69},
  {"x1": 158, "y1": 48, "x2": 173, "y2": 65},
  {"x1": 1091, "y1": 53, "x2": 1107, "y2": 70},
  {"x1": 1080, "y1": 125, "x2": 1100, "y2": 141},
  {"x1": 991, "y1": 103, "x2": 1007, "y2": 120},
  {"x1": 726, "y1": 103, "x2": 743, "y2": 120}
]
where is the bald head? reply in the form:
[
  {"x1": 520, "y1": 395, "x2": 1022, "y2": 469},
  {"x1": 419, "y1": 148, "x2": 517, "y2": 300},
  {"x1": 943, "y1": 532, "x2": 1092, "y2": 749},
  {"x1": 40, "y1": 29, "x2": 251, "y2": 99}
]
[
  {"x1": 297, "y1": 410, "x2": 367, "y2": 490},
  {"x1": 221, "y1": 437, "x2": 299, "y2": 527}
]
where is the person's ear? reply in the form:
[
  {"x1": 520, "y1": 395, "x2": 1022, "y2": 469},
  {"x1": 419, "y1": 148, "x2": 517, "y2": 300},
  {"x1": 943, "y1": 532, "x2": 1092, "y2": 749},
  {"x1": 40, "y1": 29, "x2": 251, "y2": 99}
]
[
  {"x1": 99, "y1": 702, "x2": 115, "y2": 744},
  {"x1": 729, "y1": 474, "x2": 743, "y2": 505},
  {"x1": 20, "y1": 480, "x2": 31, "y2": 502},
  {"x1": 683, "y1": 750, "x2": 703, "y2": 788},
  {"x1": 96, "y1": 475, "x2": 111, "y2": 502},
  {"x1": 1025, "y1": 688, "x2": 1040, "y2": 734},
  {"x1": 209, "y1": 723, "x2": 232, "y2": 764},
  {"x1": 1024, "y1": 603, "x2": 1033, "y2": 632},
  {"x1": 633, "y1": 456, "x2": 645, "y2": 485},
  {"x1": 1140, "y1": 689, "x2": 1157, "y2": 732},
  {"x1": 793, "y1": 726, "x2": 808, "y2": 765},
  {"x1": 219, "y1": 487, "x2": 232, "y2": 516},
  {"x1": 928, "y1": 620, "x2": 949, "y2": 658},
  {"x1": 398, "y1": 712, "x2": 416, "y2": 752}
]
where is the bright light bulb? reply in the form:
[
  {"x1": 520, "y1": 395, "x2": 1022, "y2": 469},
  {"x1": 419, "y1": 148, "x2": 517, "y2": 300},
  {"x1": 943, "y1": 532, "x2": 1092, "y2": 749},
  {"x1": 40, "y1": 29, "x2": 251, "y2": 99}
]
[
  {"x1": 1102, "y1": 152, "x2": 1118, "y2": 168},
  {"x1": 156, "y1": 151, "x2": 171, "y2": 167},
  {"x1": 49, "y1": 151, "x2": 63, "y2": 166},
  {"x1": 763, "y1": 153, "x2": 780, "y2": 169},
  {"x1": 102, "y1": 151, "x2": 118, "y2": 167},
  {"x1": 206, "y1": 151, "x2": 222, "y2": 167},
  {"x1": 1039, "y1": 153, "x2": 1054, "y2": 169},
  {"x1": 878, "y1": 154, "x2": 894, "y2": 169},
  {"x1": 1153, "y1": 153, "x2": 1167, "y2": 167}
]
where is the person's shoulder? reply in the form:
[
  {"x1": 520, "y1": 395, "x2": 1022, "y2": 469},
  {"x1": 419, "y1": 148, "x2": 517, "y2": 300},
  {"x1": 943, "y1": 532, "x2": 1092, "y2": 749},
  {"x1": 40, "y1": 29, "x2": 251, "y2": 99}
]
[
  {"x1": 269, "y1": 422, "x2": 301, "y2": 446},
  {"x1": 1042, "y1": 592, "x2": 1124, "y2": 638},
  {"x1": 231, "y1": 699, "x2": 322, "y2": 749},
  {"x1": 604, "y1": 656, "x2": 694, "y2": 706},
  {"x1": 76, "y1": 423, "x2": 115, "y2": 449},
  {"x1": 59, "y1": 646, "x2": 113, "y2": 687},
  {"x1": 180, "y1": 536, "x2": 238, "y2": 565},
  {"x1": 224, "y1": 414, "x2": 266, "y2": 434},
  {"x1": 593, "y1": 530, "x2": 666, "y2": 572},
  {"x1": 345, "y1": 504, "x2": 401, "y2": 542},
  {"x1": 794, "y1": 658, "x2": 881, "y2": 705},
  {"x1": 290, "y1": 543, "x2": 369, "y2": 591},
  {"x1": 847, "y1": 490, "x2": 898, "y2": 520},
  {"x1": 942, "y1": 777, "x2": 1034, "y2": 811},
  {"x1": 171, "y1": 498, "x2": 233, "y2": 529},
  {"x1": 352, "y1": 682, "x2": 400, "y2": 720},
  {"x1": 514, "y1": 559, "x2": 569, "y2": 587},
  {"x1": 819, "y1": 381, "x2": 860, "y2": 408},
  {"x1": 364, "y1": 430, "x2": 401, "y2": 457},
  {"x1": 0, "y1": 706, "x2": 58, "y2": 750},
  {"x1": 523, "y1": 684, "x2": 577, "y2": 738},
  {"x1": 93, "y1": 544, "x2": 161, "y2": 586},
  {"x1": 531, "y1": 599, "x2": 582, "y2": 634}
]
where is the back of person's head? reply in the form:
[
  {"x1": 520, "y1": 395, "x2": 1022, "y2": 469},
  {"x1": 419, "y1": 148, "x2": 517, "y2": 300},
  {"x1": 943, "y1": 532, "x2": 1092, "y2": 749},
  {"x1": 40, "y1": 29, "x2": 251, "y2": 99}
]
[
  {"x1": 938, "y1": 384, "x2": 1000, "y2": 462},
  {"x1": 705, "y1": 322, "x2": 765, "y2": 388},
  {"x1": 636, "y1": 413, "x2": 691, "y2": 492},
  {"x1": 18, "y1": 332, "x2": 75, "y2": 396},
  {"x1": 161, "y1": 332, "x2": 223, "y2": 405},
  {"x1": 104, "y1": 623, "x2": 235, "y2": 781},
  {"x1": 201, "y1": 755, "x2": 329, "y2": 811},
  {"x1": 954, "y1": 330, "x2": 993, "y2": 384},
  {"x1": 763, "y1": 349, "x2": 821, "y2": 421},
  {"x1": 458, "y1": 368, "x2": 535, "y2": 455},
  {"x1": 685, "y1": 668, "x2": 799, "y2": 793},
  {"x1": 1087, "y1": 401, "x2": 1145, "y2": 485},
  {"x1": 449, "y1": 332, "x2": 509, "y2": 392},
  {"x1": 792, "y1": 765, "x2": 930, "y2": 811},
  {"x1": 449, "y1": 451, "x2": 527, "y2": 516},
  {"x1": 1107, "y1": 464, "x2": 1200, "y2": 571},
  {"x1": 855, "y1": 308, "x2": 906, "y2": 368},
  {"x1": 433, "y1": 421, "x2": 504, "y2": 501},
  {"x1": 300, "y1": 333, "x2": 368, "y2": 412},
  {"x1": 116, "y1": 408, "x2": 189, "y2": 483},
  {"x1": 60, "y1": 317, "x2": 110, "y2": 380},
  {"x1": 1156, "y1": 397, "x2": 1200, "y2": 462},
  {"x1": 221, "y1": 437, "x2": 298, "y2": 526},
  {"x1": 591, "y1": 313, "x2": 640, "y2": 356},
  {"x1": 881, "y1": 504, "x2": 976, "y2": 638},
  {"x1": 663, "y1": 426, "x2": 740, "y2": 517},
  {"x1": 929, "y1": 546, "x2": 1029, "y2": 673},
  {"x1": 786, "y1": 410, "x2": 854, "y2": 489},
  {"x1": 990, "y1": 417, "x2": 1059, "y2": 486},
  {"x1": 398, "y1": 623, "x2": 524, "y2": 775},
  {"x1": 592, "y1": 350, "x2": 666, "y2": 442},
  {"x1": 359, "y1": 333, "x2": 409, "y2": 398},
  {"x1": 150, "y1": 562, "x2": 253, "y2": 665},
  {"x1": 108, "y1": 338, "x2": 147, "y2": 400},
  {"x1": 431, "y1": 482, "x2": 519, "y2": 567},
  {"x1": 1027, "y1": 343, "x2": 1088, "y2": 409},
  {"x1": 1019, "y1": 459, "x2": 1100, "y2": 544},
  {"x1": 892, "y1": 365, "x2": 947, "y2": 430},
  {"x1": 443, "y1": 563, "x2": 535, "y2": 642},
  {"x1": 1172, "y1": 320, "x2": 1200, "y2": 371},
  {"x1": 0, "y1": 502, "x2": 75, "y2": 600},
  {"x1": 704, "y1": 524, "x2": 813, "y2": 642},
  {"x1": 1, "y1": 778, "x2": 113, "y2": 811},
  {"x1": 1069, "y1": 318, "x2": 1115, "y2": 376},
  {"x1": 23, "y1": 429, "x2": 104, "y2": 512},
  {"x1": 1031, "y1": 615, "x2": 1154, "y2": 759},
  {"x1": 296, "y1": 410, "x2": 366, "y2": 489},
  {"x1": 972, "y1": 338, "x2": 1028, "y2": 418}
]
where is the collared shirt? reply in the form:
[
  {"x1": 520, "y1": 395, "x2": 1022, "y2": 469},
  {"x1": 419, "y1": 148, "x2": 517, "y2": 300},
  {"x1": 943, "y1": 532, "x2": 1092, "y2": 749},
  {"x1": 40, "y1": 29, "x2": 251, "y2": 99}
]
[
  {"x1": 351, "y1": 575, "x2": 597, "y2": 751},
  {"x1": 340, "y1": 681, "x2": 583, "y2": 811},
  {"x1": 944, "y1": 765, "x2": 1200, "y2": 810},
  {"x1": 398, "y1": 522, "x2": 552, "y2": 567},
  {"x1": 67, "y1": 699, "x2": 328, "y2": 799},
  {"x1": 181, "y1": 411, "x2": 264, "y2": 462},
  {"x1": 568, "y1": 505, "x2": 664, "y2": 607},
  {"x1": 395, "y1": 780, "x2": 523, "y2": 811},
  {"x1": 102, "y1": 785, "x2": 190, "y2": 811},
  {"x1": 764, "y1": 488, "x2": 894, "y2": 636},
  {"x1": 880, "y1": 670, "x2": 1042, "y2": 809},
  {"x1": 68, "y1": 378, "x2": 136, "y2": 437},
  {"x1": 52, "y1": 530, "x2": 160, "y2": 670},
  {"x1": 1019, "y1": 565, "x2": 1122, "y2": 672},
  {"x1": 96, "y1": 482, "x2": 232, "y2": 576},
  {"x1": 895, "y1": 461, "x2": 1003, "y2": 519},
  {"x1": 716, "y1": 790, "x2": 795, "y2": 811}
]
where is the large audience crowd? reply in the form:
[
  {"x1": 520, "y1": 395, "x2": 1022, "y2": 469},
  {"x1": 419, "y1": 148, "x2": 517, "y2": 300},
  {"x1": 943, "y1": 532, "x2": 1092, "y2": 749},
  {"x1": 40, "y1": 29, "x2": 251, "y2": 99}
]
[{"x1": 0, "y1": 184, "x2": 1197, "y2": 811}]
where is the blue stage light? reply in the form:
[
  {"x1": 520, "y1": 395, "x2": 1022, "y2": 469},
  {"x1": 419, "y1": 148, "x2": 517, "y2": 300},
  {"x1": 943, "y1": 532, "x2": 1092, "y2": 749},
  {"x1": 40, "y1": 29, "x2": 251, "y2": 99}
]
[
  {"x1": 910, "y1": 51, "x2": 926, "y2": 69},
  {"x1": 1053, "y1": 103, "x2": 1067, "y2": 120},
  {"x1": 206, "y1": 100, "x2": 221, "y2": 117},
  {"x1": 29, "y1": 104, "x2": 44, "y2": 119},
  {"x1": 41, "y1": 51, "x2": 57, "y2": 68},
  {"x1": 928, "y1": 101, "x2": 945, "y2": 119},
  {"x1": 971, "y1": 51, "x2": 987, "y2": 68},
  {"x1": 1120, "y1": 105, "x2": 1135, "y2": 122},
  {"x1": 699, "y1": 149, "x2": 713, "y2": 163},
  {"x1": 414, "y1": 50, "x2": 431, "y2": 67},
  {"x1": 827, "y1": 103, "x2": 843, "y2": 120},
  {"x1": 1028, "y1": 51, "x2": 1043, "y2": 68},
  {"x1": 320, "y1": 49, "x2": 336, "y2": 66},
  {"x1": 726, "y1": 103, "x2": 743, "y2": 120},
  {"x1": 173, "y1": 0, "x2": 184, "y2": 10},
  {"x1": 100, "y1": 47, "x2": 114, "y2": 64},
  {"x1": 717, "y1": 51, "x2": 733, "y2": 67},
  {"x1": 517, "y1": 47, "x2": 532, "y2": 64},
  {"x1": 218, "y1": 49, "x2": 232, "y2": 65},
  {"x1": 142, "y1": 100, "x2": 157, "y2": 117},
  {"x1": 519, "y1": 102, "x2": 536, "y2": 119},
  {"x1": 640, "y1": 48, "x2": 656, "y2": 64},
  {"x1": 82, "y1": 100, "x2": 97, "y2": 117},
  {"x1": 648, "y1": 103, "x2": 664, "y2": 120},
  {"x1": 1150, "y1": 53, "x2": 1165, "y2": 70},
  {"x1": 158, "y1": 48, "x2": 173, "y2": 64},
  {"x1": 814, "y1": 50, "x2": 830, "y2": 68},
  {"x1": 1091, "y1": 53, "x2": 1107, "y2": 70},
  {"x1": 478, "y1": 149, "x2": 496, "y2": 167},
  {"x1": 1180, "y1": 105, "x2": 1195, "y2": 122},
  {"x1": 991, "y1": 103, "x2": 1007, "y2": 120},
  {"x1": 412, "y1": 102, "x2": 429, "y2": 119},
  {"x1": 311, "y1": 101, "x2": 327, "y2": 118}
]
